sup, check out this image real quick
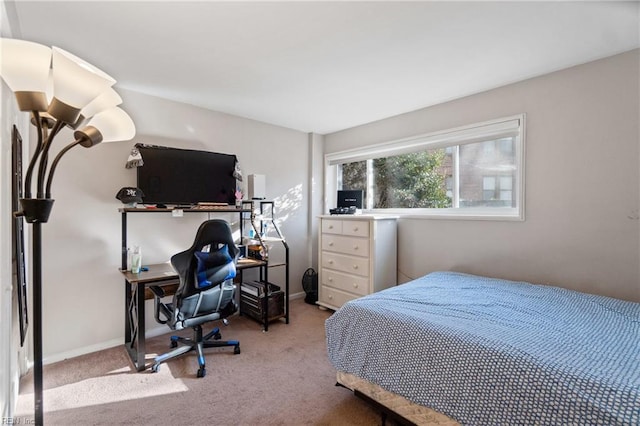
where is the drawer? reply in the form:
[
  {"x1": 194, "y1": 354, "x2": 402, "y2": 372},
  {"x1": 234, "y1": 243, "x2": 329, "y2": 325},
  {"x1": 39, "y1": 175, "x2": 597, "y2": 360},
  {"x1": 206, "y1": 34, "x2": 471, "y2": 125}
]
[
  {"x1": 321, "y1": 234, "x2": 370, "y2": 258},
  {"x1": 322, "y1": 268, "x2": 369, "y2": 296},
  {"x1": 320, "y1": 285, "x2": 359, "y2": 309},
  {"x1": 321, "y1": 220, "x2": 342, "y2": 235},
  {"x1": 321, "y1": 251, "x2": 369, "y2": 277},
  {"x1": 341, "y1": 220, "x2": 369, "y2": 238}
]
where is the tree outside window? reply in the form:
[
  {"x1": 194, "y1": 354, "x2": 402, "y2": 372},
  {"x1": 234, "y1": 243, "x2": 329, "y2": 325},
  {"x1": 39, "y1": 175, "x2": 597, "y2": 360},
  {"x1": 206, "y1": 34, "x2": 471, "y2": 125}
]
[{"x1": 339, "y1": 138, "x2": 515, "y2": 210}]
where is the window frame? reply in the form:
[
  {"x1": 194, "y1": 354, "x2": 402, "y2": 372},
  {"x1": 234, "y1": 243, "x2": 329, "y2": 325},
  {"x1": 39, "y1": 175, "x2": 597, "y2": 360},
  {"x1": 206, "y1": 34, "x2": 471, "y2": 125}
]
[{"x1": 324, "y1": 114, "x2": 526, "y2": 221}]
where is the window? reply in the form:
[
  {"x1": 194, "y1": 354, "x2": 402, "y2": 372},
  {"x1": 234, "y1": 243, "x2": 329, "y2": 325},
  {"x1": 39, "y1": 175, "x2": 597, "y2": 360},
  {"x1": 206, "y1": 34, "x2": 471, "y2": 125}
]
[{"x1": 326, "y1": 115, "x2": 525, "y2": 220}]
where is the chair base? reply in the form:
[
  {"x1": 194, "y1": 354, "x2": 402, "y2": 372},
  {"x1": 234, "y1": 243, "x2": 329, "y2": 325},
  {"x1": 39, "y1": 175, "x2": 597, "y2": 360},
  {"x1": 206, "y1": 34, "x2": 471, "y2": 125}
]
[{"x1": 151, "y1": 324, "x2": 240, "y2": 377}]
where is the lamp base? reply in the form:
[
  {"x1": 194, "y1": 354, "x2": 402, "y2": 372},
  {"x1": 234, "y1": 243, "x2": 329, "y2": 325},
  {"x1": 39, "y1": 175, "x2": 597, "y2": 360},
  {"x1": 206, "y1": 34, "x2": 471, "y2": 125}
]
[{"x1": 17, "y1": 198, "x2": 55, "y2": 223}]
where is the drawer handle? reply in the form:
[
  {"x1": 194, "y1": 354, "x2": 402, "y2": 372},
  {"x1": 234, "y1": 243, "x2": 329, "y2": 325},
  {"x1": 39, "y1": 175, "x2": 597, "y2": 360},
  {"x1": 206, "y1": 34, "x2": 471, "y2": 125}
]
[
  {"x1": 329, "y1": 242, "x2": 334, "y2": 246},
  {"x1": 352, "y1": 283, "x2": 358, "y2": 289},
  {"x1": 328, "y1": 225, "x2": 334, "y2": 229},
  {"x1": 353, "y1": 245, "x2": 359, "y2": 250},
  {"x1": 353, "y1": 227, "x2": 359, "y2": 232},
  {"x1": 353, "y1": 265, "x2": 358, "y2": 270},
  {"x1": 328, "y1": 260, "x2": 334, "y2": 265},
  {"x1": 328, "y1": 277, "x2": 333, "y2": 282},
  {"x1": 328, "y1": 294, "x2": 333, "y2": 300}
]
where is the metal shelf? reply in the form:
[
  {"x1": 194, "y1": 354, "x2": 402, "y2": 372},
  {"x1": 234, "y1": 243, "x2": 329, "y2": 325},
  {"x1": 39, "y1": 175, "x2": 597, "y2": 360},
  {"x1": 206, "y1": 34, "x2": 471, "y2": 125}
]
[{"x1": 241, "y1": 200, "x2": 290, "y2": 331}]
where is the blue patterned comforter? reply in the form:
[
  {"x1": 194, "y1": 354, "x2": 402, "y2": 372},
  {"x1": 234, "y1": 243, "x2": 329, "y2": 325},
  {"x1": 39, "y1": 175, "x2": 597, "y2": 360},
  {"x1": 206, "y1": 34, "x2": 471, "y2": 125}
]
[{"x1": 325, "y1": 271, "x2": 640, "y2": 425}]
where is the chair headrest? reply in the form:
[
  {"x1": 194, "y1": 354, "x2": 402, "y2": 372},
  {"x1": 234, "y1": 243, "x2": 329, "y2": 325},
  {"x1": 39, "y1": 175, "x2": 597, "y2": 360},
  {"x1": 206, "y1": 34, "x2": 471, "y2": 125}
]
[{"x1": 194, "y1": 244, "x2": 236, "y2": 288}]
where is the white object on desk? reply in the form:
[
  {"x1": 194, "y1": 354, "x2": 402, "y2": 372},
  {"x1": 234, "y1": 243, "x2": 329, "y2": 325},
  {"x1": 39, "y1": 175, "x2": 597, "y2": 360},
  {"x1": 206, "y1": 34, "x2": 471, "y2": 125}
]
[{"x1": 248, "y1": 174, "x2": 266, "y2": 199}]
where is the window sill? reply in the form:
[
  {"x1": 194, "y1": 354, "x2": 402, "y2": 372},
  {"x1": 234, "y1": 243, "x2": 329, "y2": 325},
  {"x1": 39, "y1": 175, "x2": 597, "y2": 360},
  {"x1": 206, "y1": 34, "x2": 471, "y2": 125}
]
[{"x1": 363, "y1": 208, "x2": 524, "y2": 221}]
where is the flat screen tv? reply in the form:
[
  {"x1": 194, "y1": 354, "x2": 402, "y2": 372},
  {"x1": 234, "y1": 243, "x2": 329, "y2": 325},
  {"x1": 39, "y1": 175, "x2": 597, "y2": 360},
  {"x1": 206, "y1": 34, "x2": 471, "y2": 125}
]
[{"x1": 136, "y1": 144, "x2": 237, "y2": 205}]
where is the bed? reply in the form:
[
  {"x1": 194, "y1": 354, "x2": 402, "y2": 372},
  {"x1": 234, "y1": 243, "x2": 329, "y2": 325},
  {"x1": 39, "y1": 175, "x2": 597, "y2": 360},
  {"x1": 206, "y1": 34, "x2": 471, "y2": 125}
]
[{"x1": 325, "y1": 271, "x2": 640, "y2": 425}]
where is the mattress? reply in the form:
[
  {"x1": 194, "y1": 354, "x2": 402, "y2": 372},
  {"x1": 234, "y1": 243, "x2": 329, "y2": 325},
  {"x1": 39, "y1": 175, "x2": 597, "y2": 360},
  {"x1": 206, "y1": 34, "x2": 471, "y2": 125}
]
[{"x1": 326, "y1": 271, "x2": 640, "y2": 425}]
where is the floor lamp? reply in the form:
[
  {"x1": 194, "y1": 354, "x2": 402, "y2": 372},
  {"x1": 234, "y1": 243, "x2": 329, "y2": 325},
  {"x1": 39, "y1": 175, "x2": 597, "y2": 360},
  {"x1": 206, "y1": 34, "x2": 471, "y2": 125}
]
[{"x1": 1, "y1": 38, "x2": 135, "y2": 425}]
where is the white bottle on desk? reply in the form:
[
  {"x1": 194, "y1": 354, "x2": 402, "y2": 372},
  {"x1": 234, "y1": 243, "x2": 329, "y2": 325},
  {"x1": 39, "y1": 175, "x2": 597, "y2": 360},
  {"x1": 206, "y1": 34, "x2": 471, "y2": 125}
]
[{"x1": 131, "y1": 245, "x2": 142, "y2": 273}]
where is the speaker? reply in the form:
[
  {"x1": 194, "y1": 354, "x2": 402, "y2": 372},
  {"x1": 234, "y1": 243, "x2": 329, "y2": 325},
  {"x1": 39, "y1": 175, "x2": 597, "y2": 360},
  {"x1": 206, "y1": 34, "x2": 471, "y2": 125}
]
[{"x1": 248, "y1": 174, "x2": 266, "y2": 199}]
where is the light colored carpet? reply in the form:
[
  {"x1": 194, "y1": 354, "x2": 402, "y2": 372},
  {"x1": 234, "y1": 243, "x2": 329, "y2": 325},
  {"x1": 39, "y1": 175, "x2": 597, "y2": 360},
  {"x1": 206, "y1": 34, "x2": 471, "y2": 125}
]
[{"x1": 15, "y1": 299, "x2": 382, "y2": 425}]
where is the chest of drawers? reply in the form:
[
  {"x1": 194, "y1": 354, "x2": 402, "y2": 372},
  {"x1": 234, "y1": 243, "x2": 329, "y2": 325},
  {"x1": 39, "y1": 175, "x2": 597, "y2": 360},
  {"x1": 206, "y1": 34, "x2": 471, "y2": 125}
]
[{"x1": 318, "y1": 215, "x2": 397, "y2": 310}]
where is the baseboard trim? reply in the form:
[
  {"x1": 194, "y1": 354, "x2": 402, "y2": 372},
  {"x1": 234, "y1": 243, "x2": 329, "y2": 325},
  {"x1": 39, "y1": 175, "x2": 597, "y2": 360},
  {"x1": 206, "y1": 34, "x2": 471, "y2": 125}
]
[
  {"x1": 289, "y1": 291, "x2": 305, "y2": 300},
  {"x1": 42, "y1": 338, "x2": 122, "y2": 366},
  {"x1": 42, "y1": 326, "x2": 172, "y2": 366},
  {"x1": 42, "y1": 294, "x2": 305, "y2": 365}
]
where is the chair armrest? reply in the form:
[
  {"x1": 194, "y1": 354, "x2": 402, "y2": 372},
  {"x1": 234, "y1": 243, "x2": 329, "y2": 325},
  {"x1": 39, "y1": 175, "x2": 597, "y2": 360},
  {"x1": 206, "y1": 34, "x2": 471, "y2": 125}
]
[
  {"x1": 149, "y1": 285, "x2": 165, "y2": 299},
  {"x1": 149, "y1": 285, "x2": 171, "y2": 325}
]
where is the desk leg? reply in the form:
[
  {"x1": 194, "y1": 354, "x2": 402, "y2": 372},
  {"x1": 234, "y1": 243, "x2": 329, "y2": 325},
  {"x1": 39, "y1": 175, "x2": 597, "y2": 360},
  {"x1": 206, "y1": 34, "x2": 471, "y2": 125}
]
[
  {"x1": 237, "y1": 270, "x2": 243, "y2": 317},
  {"x1": 124, "y1": 280, "x2": 132, "y2": 345},
  {"x1": 263, "y1": 265, "x2": 269, "y2": 332},
  {"x1": 124, "y1": 280, "x2": 147, "y2": 372},
  {"x1": 136, "y1": 282, "x2": 146, "y2": 370}
]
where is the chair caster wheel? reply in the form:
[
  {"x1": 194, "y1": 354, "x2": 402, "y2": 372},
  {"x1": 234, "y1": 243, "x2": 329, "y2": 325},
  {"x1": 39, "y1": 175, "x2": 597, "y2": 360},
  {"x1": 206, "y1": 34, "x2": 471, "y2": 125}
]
[
  {"x1": 151, "y1": 364, "x2": 160, "y2": 373},
  {"x1": 170, "y1": 341, "x2": 178, "y2": 348},
  {"x1": 234, "y1": 345, "x2": 241, "y2": 355},
  {"x1": 214, "y1": 332, "x2": 222, "y2": 340},
  {"x1": 197, "y1": 367, "x2": 206, "y2": 378}
]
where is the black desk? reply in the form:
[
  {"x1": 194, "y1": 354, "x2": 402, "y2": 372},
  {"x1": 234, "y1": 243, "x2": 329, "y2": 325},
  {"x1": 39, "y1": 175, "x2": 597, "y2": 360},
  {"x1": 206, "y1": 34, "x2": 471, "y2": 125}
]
[
  {"x1": 121, "y1": 258, "x2": 266, "y2": 371},
  {"x1": 119, "y1": 206, "x2": 286, "y2": 371}
]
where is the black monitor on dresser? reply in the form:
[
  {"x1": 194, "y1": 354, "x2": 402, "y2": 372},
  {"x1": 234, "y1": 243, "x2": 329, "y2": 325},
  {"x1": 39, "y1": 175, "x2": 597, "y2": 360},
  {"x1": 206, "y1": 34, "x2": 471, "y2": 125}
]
[{"x1": 337, "y1": 190, "x2": 364, "y2": 209}]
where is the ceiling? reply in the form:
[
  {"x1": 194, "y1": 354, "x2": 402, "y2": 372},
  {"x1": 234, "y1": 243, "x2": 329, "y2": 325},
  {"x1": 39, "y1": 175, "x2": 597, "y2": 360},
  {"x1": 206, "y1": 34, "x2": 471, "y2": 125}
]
[{"x1": 7, "y1": 1, "x2": 640, "y2": 134}]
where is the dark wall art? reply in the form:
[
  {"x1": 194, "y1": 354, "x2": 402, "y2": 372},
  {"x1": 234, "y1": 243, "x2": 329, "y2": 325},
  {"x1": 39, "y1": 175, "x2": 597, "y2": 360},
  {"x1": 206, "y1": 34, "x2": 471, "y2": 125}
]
[{"x1": 12, "y1": 124, "x2": 28, "y2": 346}]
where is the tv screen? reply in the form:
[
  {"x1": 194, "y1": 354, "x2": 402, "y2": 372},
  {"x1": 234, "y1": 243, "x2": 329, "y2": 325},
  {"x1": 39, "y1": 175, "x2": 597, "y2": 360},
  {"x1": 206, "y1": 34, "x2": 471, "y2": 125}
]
[
  {"x1": 337, "y1": 190, "x2": 364, "y2": 209},
  {"x1": 136, "y1": 144, "x2": 237, "y2": 205}
]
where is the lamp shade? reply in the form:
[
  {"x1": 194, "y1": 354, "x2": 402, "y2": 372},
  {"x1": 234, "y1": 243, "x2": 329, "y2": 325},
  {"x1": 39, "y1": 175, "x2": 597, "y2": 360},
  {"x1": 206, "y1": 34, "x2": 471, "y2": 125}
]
[
  {"x1": 70, "y1": 88, "x2": 123, "y2": 128},
  {"x1": 50, "y1": 46, "x2": 116, "y2": 111},
  {"x1": 0, "y1": 38, "x2": 51, "y2": 93},
  {"x1": 45, "y1": 70, "x2": 54, "y2": 104},
  {"x1": 76, "y1": 107, "x2": 135, "y2": 146},
  {"x1": 81, "y1": 88, "x2": 123, "y2": 120}
]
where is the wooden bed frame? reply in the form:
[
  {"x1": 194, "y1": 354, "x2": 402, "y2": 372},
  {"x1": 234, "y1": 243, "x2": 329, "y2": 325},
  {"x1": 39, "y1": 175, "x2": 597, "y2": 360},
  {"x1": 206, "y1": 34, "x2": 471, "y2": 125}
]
[{"x1": 336, "y1": 371, "x2": 459, "y2": 425}]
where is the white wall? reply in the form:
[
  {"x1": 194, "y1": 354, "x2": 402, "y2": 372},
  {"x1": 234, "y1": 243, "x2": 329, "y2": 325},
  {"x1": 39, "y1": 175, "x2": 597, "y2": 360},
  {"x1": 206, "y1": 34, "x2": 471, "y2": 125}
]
[
  {"x1": 1, "y1": 2, "x2": 32, "y2": 417},
  {"x1": 324, "y1": 49, "x2": 640, "y2": 302},
  {"x1": 38, "y1": 89, "x2": 310, "y2": 362},
  {"x1": 308, "y1": 132, "x2": 324, "y2": 270},
  {"x1": 0, "y1": 77, "x2": 24, "y2": 424}
]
